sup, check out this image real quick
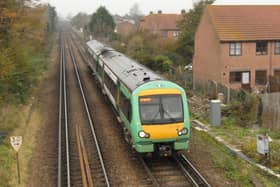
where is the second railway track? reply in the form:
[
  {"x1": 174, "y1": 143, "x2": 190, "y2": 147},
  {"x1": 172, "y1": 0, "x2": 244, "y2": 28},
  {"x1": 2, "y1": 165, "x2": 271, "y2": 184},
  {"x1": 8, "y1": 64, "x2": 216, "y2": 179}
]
[{"x1": 57, "y1": 32, "x2": 110, "y2": 187}]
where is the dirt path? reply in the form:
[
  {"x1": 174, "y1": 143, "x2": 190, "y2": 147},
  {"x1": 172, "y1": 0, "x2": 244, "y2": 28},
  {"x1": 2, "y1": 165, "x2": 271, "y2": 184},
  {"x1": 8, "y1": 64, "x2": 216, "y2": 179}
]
[{"x1": 26, "y1": 38, "x2": 60, "y2": 187}]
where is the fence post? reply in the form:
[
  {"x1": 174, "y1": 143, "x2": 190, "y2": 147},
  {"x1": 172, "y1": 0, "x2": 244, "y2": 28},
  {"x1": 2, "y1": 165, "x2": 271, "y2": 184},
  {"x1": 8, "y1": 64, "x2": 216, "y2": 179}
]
[{"x1": 227, "y1": 86, "x2": 230, "y2": 104}]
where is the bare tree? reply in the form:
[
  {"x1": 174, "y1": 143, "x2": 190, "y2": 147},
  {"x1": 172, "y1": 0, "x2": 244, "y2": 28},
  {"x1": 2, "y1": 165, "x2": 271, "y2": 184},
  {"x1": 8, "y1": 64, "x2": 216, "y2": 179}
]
[
  {"x1": 128, "y1": 3, "x2": 142, "y2": 25},
  {"x1": 129, "y1": 3, "x2": 142, "y2": 17}
]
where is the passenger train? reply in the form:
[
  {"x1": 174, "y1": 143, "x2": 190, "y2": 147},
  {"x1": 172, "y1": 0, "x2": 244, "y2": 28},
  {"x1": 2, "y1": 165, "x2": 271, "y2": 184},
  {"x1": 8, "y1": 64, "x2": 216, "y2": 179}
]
[{"x1": 86, "y1": 40, "x2": 190, "y2": 156}]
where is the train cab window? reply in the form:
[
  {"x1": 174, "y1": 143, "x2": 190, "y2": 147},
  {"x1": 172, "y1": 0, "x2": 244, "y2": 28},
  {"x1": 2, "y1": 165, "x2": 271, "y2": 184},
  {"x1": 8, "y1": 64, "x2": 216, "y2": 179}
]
[{"x1": 139, "y1": 95, "x2": 183, "y2": 124}]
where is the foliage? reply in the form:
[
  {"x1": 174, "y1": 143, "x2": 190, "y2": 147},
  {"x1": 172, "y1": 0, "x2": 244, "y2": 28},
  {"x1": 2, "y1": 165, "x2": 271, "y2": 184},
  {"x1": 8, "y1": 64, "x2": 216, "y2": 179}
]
[
  {"x1": 111, "y1": 30, "x2": 180, "y2": 72},
  {"x1": 46, "y1": 5, "x2": 57, "y2": 35},
  {"x1": 0, "y1": 0, "x2": 57, "y2": 105},
  {"x1": 71, "y1": 12, "x2": 90, "y2": 30},
  {"x1": 0, "y1": 145, "x2": 14, "y2": 186},
  {"x1": 152, "y1": 55, "x2": 173, "y2": 72},
  {"x1": 176, "y1": 0, "x2": 215, "y2": 61},
  {"x1": 222, "y1": 91, "x2": 260, "y2": 127},
  {"x1": 89, "y1": 6, "x2": 115, "y2": 39}
]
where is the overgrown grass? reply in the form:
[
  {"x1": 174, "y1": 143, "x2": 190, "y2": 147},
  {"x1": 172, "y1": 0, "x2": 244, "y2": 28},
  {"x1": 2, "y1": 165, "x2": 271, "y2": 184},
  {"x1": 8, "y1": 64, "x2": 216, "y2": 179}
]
[
  {"x1": 194, "y1": 129, "x2": 280, "y2": 186},
  {"x1": 0, "y1": 35, "x2": 55, "y2": 186},
  {"x1": 0, "y1": 144, "x2": 14, "y2": 187},
  {"x1": 210, "y1": 118, "x2": 280, "y2": 172}
]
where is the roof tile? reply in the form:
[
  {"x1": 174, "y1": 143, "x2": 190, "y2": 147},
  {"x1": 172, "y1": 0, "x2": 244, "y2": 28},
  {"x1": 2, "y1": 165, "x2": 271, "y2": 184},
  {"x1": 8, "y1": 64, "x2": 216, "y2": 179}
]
[
  {"x1": 208, "y1": 5, "x2": 280, "y2": 41},
  {"x1": 140, "y1": 14, "x2": 183, "y2": 31}
]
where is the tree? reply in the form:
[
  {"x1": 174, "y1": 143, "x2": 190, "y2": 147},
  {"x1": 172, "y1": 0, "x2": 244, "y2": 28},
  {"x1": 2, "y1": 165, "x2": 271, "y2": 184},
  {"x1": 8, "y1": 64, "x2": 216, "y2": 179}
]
[
  {"x1": 0, "y1": 0, "x2": 57, "y2": 104},
  {"x1": 46, "y1": 5, "x2": 57, "y2": 35},
  {"x1": 176, "y1": 0, "x2": 215, "y2": 61},
  {"x1": 71, "y1": 12, "x2": 90, "y2": 30},
  {"x1": 129, "y1": 3, "x2": 142, "y2": 25},
  {"x1": 89, "y1": 6, "x2": 115, "y2": 39},
  {"x1": 129, "y1": 3, "x2": 142, "y2": 17}
]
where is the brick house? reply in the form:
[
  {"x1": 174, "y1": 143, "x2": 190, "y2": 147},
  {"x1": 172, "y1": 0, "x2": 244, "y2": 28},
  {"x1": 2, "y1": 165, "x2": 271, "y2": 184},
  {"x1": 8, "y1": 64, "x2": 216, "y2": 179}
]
[
  {"x1": 115, "y1": 21, "x2": 137, "y2": 37},
  {"x1": 193, "y1": 5, "x2": 280, "y2": 91},
  {"x1": 139, "y1": 11, "x2": 183, "y2": 39}
]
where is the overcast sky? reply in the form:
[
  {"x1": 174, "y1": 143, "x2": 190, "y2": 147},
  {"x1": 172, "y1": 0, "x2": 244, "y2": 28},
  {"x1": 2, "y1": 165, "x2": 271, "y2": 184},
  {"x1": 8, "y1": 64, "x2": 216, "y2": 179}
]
[{"x1": 42, "y1": 0, "x2": 280, "y2": 18}]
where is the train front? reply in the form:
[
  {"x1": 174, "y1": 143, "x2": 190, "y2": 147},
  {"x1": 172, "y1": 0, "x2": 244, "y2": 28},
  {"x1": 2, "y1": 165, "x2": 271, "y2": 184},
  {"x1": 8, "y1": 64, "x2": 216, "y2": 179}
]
[{"x1": 132, "y1": 80, "x2": 190, "y2": 156}]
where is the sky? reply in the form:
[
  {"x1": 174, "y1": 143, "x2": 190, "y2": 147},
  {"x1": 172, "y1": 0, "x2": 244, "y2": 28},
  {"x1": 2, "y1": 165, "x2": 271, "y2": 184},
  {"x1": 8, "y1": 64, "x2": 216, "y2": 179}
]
[{"x1": 42, "y1": 0, "x2": 280, "y2": 18}]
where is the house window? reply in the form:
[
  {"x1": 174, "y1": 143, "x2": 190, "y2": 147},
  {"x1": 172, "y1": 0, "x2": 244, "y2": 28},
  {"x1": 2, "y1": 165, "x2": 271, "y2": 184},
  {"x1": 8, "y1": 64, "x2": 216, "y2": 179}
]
[
  {"x1": 275, "y1": 41, "x2": 280, "y2": 55},
  {"x1": 230, "y1": 71, "x2": 242, "y2": 83},
  {"x1": 173, "y1": 31, "x2": 180, "y2": 37},
  {"x1": 230, "y1": 71, "x2": 250, "y2": 84},
  {"x1": 256, "y1": 41, "x2": 268, "y2": 55},
  {"x1": 275, "y1": 69, "x2": 280, "y2": 80},
  {"x1": 229, "y1": 42, "x2": 242, "y2": 56},
  {"x1": 161, "y1": 31, "x2": 168, "y2": 37},
  {"x1": 255, "y1": 70, "x2": 267, "y2": 85}
]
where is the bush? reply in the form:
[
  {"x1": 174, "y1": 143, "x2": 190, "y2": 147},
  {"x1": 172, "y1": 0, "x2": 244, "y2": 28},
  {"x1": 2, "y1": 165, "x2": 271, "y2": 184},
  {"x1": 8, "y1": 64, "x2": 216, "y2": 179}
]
[{"x1": 222, "y1": 91, "x2": 260, "y2": 127}]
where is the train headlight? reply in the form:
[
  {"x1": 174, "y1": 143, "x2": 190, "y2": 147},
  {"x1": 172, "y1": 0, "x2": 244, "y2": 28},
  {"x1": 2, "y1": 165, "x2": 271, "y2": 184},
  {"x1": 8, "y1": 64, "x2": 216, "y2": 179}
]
[
  {"x1": 178, "y1": 128, "x2": 188, "y2": 136},
  {"x1": 138, "y1": 130, "x2": 150, "y2": 138}
]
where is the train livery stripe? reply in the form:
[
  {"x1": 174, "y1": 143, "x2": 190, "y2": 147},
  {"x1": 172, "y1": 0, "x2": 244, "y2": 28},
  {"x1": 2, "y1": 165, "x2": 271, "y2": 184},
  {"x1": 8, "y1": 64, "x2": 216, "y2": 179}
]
[
  {"x1": 138, "y1": 89, "x2": 181, "y2": 96},
  {"x1": 142, "y1": 123, "x2": 184, "y2": 140}
]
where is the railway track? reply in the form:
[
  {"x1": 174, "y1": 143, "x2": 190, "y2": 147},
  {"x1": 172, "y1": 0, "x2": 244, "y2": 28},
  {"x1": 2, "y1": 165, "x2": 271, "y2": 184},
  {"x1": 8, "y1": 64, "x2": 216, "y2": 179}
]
[
  {"x1": 58, "y1": 35, "x2": 71, "y2": 187},
  {"x1": 57, "y1": 33, "x2": 110, "y2": 187},
  {"x1": 69, "y1": 29, "x2": 211, "y2": 187},
  {"x1": 139, "y1": 153, "x2": 211, "y2": 187}
]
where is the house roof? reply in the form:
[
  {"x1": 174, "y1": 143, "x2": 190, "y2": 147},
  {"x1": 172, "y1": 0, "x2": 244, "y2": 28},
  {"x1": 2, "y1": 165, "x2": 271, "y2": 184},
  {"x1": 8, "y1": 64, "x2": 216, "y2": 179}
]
[
  {"x1": 115, "y1": 21, "x2": 137, "y2": 35},
  {"x1": 207, "y1": 5, "x2": 280, "y2": 41},
  {"x1": 140, "y1": 14, "x2": 183, "y2": 31}
]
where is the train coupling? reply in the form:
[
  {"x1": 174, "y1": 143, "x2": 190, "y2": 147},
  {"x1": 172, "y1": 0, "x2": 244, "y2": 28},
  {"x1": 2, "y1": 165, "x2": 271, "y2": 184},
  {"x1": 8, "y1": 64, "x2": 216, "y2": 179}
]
[{"x1": 157, "y1": 144, "x2": 172, "y2": 157}]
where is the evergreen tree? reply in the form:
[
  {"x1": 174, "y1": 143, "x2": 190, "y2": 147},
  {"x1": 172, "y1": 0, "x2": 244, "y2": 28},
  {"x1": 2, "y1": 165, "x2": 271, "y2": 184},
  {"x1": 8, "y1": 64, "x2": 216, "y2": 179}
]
[{"x1": 89, "y1": 6, "x2": 115, "y2": 38}]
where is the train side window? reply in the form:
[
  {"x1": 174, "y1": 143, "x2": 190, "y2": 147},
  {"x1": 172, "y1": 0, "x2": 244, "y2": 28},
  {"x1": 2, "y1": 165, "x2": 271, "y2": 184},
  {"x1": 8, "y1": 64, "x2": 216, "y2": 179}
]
[
  {"x1": 127, "y1": 102, "x2": 132, "y2": 122},
  {"x1": 104, "y1": 71, "x2": 117, "y2": 98},
  {"x1": 120, "y1": 92, "x2": 131, "y2": 122}
]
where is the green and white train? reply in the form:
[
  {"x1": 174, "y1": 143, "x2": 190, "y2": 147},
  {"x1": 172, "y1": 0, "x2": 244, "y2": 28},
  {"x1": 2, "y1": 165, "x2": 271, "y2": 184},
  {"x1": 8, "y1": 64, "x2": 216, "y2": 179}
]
[{"x1": 86, "y1": 40, "x2": 190, "y2": 156}]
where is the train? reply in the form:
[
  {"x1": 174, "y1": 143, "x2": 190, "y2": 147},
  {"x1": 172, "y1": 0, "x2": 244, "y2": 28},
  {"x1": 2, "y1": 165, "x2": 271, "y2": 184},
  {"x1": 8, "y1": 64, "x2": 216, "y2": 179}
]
[{"x1": 86, "y1": 40, "x2": 190, "y2": 156}]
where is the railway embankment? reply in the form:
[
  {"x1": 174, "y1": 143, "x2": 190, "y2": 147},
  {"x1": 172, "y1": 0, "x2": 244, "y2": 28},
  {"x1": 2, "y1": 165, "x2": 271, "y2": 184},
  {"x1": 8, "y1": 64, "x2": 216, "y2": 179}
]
[
  {"x1": 188, "y1": 117, "x2": 280, "y2": 186},
  {"x1": 0, "y1": 35, "x2": 59, "y2": 187}
]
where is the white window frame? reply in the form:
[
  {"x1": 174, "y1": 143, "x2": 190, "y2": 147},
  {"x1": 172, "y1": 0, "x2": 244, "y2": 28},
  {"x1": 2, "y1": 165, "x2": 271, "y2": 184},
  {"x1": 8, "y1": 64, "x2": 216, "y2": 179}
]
[{"x1": 229, "y1": 42, "x2": 242, "y2": 56}]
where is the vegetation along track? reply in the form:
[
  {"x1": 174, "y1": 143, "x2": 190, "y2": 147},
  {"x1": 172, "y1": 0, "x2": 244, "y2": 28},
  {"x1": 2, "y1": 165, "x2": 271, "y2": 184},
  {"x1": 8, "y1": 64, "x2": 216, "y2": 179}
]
[
  {"x1": 57, "y1": 32, "x2": 110, "y2": 187},
  {"x1": 70, "y1": 30, "x2": 212, "y2": 187}
]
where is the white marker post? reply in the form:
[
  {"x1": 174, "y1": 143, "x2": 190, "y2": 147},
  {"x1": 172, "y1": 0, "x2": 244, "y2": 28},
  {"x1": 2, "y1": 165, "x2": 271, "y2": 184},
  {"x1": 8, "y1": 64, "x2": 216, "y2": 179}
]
[{"x1": 10, "y1": 136, "x2": 22, "y2": 184}]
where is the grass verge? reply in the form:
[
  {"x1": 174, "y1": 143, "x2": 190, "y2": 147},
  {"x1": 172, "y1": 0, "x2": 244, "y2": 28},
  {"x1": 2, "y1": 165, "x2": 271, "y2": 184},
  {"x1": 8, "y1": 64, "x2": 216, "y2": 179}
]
[{"x1": 193, "y1": 128, "x2": 280, "y2": 186}]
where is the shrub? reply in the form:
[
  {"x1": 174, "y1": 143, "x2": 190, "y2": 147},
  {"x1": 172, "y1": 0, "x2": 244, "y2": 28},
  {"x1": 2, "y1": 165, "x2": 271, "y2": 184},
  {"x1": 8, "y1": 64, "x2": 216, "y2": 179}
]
[{"x1": 222, "y1": 91, "x2": 260, "y2": 127}]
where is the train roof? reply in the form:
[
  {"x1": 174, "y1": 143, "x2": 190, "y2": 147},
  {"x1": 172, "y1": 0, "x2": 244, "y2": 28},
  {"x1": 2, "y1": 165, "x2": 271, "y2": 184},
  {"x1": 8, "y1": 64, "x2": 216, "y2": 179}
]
[{"x1": 87, "y1": 40, "x2": 163, "y2": 91}]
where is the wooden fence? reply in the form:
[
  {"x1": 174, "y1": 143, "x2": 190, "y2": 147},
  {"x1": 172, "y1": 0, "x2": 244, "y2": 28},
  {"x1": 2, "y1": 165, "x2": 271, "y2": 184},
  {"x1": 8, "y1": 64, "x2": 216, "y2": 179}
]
[{"x1": 261, "y1": 92, "x2": 280, "y2": 130}]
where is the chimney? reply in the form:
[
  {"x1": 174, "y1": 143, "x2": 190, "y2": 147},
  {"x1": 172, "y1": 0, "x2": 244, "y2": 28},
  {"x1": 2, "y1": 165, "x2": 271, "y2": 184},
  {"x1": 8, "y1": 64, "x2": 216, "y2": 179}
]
[
  {"x1": 158, "y1": 10, "x2": 162, "y2": 14},
  {"x1": 181, "y1": 9, "x2": 186, "y2": 14}
]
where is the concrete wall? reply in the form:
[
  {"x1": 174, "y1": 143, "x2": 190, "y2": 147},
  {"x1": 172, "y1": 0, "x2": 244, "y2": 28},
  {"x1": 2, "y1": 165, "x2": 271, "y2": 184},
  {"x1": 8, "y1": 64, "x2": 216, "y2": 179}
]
[{"x1": 261, "y1": 92, "x2": 280, "y2": 130}]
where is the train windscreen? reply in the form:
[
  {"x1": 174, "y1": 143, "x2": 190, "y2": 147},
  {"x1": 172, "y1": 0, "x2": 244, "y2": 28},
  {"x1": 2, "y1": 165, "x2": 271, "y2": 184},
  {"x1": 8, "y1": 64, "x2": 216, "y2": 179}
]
[{"x1": 139, "y1": 95, "x2": 183, "y2": 124}]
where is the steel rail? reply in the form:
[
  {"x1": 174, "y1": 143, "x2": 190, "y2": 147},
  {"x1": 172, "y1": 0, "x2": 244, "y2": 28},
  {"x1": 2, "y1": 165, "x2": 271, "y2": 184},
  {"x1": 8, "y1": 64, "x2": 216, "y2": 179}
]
[
  {"x1": 69, "y1": 44, "x2": 110, "y2": 187},
  {"x1": 64, "y1": 39, "x2": 71, "y2": 187},
  {"x1": 175, "y1": 153, "x2": 212, "y2": 187},
  {"x1": 57, "y1": 35, "x2": 63, "y2": 187},
  {"x1": 58, "y1": 35, "x2": 71, "y2": 187},
  {"x1": 138, "y1": 156, "x2": 160, "y2": 187}
]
